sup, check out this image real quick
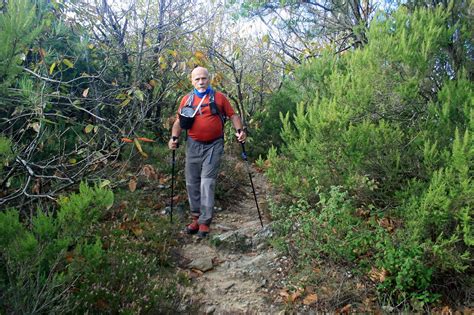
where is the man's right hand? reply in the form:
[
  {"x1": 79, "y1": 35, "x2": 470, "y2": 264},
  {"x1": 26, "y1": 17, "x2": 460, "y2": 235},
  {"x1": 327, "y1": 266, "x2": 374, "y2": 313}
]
[{"x1": 168, "y1": 136, "x2": 179, "y2": 149}]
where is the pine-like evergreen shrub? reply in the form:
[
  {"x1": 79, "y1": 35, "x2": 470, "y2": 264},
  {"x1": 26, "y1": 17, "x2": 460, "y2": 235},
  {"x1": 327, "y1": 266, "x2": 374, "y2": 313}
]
[
  {"x1": 0, "y1": 183, "x2": 113, "y2": 314},
  {"x1": 264, "y1": 4, "x2": 473, "y2": 308}
]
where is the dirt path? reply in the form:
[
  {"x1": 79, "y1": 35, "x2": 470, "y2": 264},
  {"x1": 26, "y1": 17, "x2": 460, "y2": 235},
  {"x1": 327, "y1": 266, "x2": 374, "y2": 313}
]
[{"x1": 176, "y1": 160, "x2": 286, "y2": 314}]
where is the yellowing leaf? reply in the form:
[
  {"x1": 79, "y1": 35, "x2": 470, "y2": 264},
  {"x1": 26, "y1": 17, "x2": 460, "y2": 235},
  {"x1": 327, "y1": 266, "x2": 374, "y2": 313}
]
[
  {"x1": 194, "y1": 51, "x2": 205, "y2": 59},
  {"x1": 158, "y1": 56, "x2": 166, "y2": 64},
  {"x1": 49, "y1": 62, "x2": 56, "y2": 74},
  {"x1": 88, "y1": 43, "x2": 94, "y2": 49},
  {"x1": 262, "y1": 34, "x2": 270, "y2": 44},
  {"x1": 149, "y1": 79, "x2": 157, "y2": 87},
  {"x1": 84, "y1": 124, "x2": 94, "y2": 133},
  {"x1": 133, "y1": 138, "x2": 148, "y2": 158},
  {"x1": 82, "y1": 88, "x2": 89, "y2": 98},
  {"x1": 120, "y1": 98, "x2": 131, "y2": 107},
  {"x1": 128, "y1": 177, "x2": 137, "y2": 192},
  {"x1": 169, "y1": 50, "x2": 178, "y2": 58},
  {"x1": 68, "y1": 158, "x2": 77, "y2": 164},
  {"x1": 93, "y1": 125, "x2": 99, "y2": 133},
  {"x1": 63, "y1": 58, "x2": 74, "y2": 68}
]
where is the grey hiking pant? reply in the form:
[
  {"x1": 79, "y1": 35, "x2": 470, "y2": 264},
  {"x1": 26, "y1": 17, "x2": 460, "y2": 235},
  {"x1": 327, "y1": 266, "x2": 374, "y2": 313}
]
[{"x1": 185, "y1": 137, "x2": 224, "y2": 225}]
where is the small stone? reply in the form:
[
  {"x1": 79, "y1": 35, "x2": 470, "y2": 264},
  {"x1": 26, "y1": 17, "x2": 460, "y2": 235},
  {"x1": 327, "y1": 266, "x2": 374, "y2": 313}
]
[
  {"x1": 161, "y1": 206, "x2": 170, "y2": 215},
  {"x1": 382, "y1": 306, "x2": 394, "y2": 313},
  {"x1": 205, "y1": 305, "x2": 216, "y2": 314},
  {"x1": 223, "y1": 282, "x2": 235, "y2": 291},
  {"x1": 188, "y1": 257, "x2": 213, "y2": 272}
]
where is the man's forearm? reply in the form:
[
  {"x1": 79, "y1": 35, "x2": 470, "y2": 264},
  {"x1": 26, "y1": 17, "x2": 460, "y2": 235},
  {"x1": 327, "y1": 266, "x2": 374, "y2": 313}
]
[
  {"x1": 230, "y1": 114, "x2": 244, "y2": 132},
  {"x1": 171, "y1": 119, "x2": 182, "y2": 138}
]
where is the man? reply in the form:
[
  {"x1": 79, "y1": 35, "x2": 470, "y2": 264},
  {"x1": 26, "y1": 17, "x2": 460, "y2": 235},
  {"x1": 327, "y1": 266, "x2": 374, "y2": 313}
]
[{"x1": 168, "y1": 66, "x2": 246, "y2": 238}]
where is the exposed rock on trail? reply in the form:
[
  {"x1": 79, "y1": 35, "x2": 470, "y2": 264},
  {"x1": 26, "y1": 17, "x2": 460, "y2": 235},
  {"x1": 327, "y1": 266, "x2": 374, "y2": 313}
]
[{"x1": 177, "y1": 164, "x2": 285, "y2": 313}]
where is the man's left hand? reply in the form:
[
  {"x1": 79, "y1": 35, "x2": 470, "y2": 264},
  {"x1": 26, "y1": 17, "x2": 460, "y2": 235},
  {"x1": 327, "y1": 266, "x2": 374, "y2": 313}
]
[{"x1": 236, "y1": 129, "x2": 246, "y2": 143}]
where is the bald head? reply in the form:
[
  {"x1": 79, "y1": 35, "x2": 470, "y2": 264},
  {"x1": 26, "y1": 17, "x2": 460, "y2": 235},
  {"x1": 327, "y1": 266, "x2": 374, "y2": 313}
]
[{"x1": 191, "y1": 67, "x2": 210, "y2": 93}]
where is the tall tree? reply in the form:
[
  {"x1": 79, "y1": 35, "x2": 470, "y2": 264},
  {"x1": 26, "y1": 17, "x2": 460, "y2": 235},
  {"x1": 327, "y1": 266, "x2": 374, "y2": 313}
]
[{"x1": 238, "y1": 0, "x2": 382, "y2": 62}]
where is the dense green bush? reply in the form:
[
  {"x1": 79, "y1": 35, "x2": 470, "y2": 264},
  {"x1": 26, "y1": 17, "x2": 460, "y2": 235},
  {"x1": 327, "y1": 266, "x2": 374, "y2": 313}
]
[
  {"x1": 0, "y1": 182, "x2": 181, "y2": 313},
  {"x1": 265, "y1": 5, "x2": 473, "y2": 308},
  {"x1": 0, "y1": 183, "x2": 113, "y2": 313}
]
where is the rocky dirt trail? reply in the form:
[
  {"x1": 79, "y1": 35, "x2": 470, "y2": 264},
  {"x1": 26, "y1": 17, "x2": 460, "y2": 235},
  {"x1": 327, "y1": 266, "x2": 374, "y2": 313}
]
[{"x1": 176, "y1": 160, "x2": 288, "y2": 314}]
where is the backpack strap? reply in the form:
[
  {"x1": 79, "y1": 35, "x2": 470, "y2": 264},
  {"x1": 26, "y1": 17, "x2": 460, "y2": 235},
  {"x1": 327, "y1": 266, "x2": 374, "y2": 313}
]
[
  {"x1": 185, "y1": 92, "x2": 194, "y2": 108},
  {"x1": 209, "y1": 91, "x2": 226, "y2": 127},
  {"x1": 183, "y1": 92, "x2": 194, "y2": 141}
]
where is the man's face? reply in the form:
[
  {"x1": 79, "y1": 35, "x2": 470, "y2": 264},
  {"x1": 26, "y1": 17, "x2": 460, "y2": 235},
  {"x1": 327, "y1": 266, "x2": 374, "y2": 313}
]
[{"x1": 191, "y1": 68, "x2": 209, "y2": 93}]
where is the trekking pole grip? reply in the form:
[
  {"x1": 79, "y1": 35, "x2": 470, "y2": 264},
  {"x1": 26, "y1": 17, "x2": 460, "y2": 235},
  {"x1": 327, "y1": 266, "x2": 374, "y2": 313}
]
[
  {"x1": 237, "y1": 129, "x2": 247, "y2": 160},
  {"x1": 172, "y1": 136, "x2": 179, "y2": 149}
]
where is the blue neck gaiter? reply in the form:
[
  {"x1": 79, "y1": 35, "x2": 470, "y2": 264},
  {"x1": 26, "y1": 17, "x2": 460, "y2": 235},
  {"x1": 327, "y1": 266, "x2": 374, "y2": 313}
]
[{"x1": 194, "y1": 86, "x2": 213, "y2": 98}]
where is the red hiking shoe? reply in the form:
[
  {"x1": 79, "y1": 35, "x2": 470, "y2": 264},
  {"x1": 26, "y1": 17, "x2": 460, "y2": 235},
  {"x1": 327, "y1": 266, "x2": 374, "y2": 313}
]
[
  {"x1": 185, "y1": 217, "x2": 199, "y2": 234},
  {"x1": 197, "y1": 224, "x2": 210, "y2": 238}
]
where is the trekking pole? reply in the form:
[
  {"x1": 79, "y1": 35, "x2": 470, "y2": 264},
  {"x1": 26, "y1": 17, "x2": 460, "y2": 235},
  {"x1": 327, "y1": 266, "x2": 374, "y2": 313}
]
[
  {"x1": 170, "y1": 136, "x2": 178, "y2": 223},
  {"x1": 238, "y1": 130, "x2": 264, "y2": 228}
]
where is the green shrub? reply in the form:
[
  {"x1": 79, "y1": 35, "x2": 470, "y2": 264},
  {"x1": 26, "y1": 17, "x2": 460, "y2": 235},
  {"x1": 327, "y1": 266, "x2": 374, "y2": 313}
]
[
  {"x1": 0, "y1": 183, "x2": 113, "y2": 314},
  {"x1": 1, "y1": 181, "x2": 183, "y2": 313},
  {"x1": 263, "y1": 4, "x2": 473, "y2": 308}
]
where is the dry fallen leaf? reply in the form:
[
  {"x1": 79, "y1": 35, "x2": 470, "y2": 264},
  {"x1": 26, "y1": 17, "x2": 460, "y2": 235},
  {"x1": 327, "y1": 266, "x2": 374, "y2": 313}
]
[
  {"x1": 369, "y1": 267, "x2": 387, "y2": 283},
  {"x1": 140, "y1": 164, "x2": 158, "y2": 180},
  {"x1": 32, "y1": 179, "x2": 41, "y2": 194},
  {"x1": 441, "y1": 306, "x2": 453, "y2": 315},
  {"x1": 289, "y1": 288, "x2": 304, "y2": 302},
  {"x1": 65, "y1": 252, "x2": 74, "y2": 263},
  {"x1": 136, "y1": 137, "x2": 154, "y2": 142},
  {"x1": 302, "y1": 293, "x2": 318, "y2": 305},
  {"x1": 377, "y1": 217, "x2": 396, "y2": 232},
  {"x1": 128, "y1": 177, "x2": 137, "y2": 192},
  {"x1": 340, "y1": 304, "x2": 352, "y2": 314},
  {"x1": 279, "y1": 289, "x2": 289, "y2": 299},
  {"x1": 191, "y1": 268, "x2": 203, "y2": 275},
  {"x1": 131, "y1": 226, "x2": 143, "y2": 236},
  {"x1": 121, "y1": 137, "x2": 133, "y2": 143},
  {"x1": 159, "y1": 176, "x2": 170, "y2": 184}
]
